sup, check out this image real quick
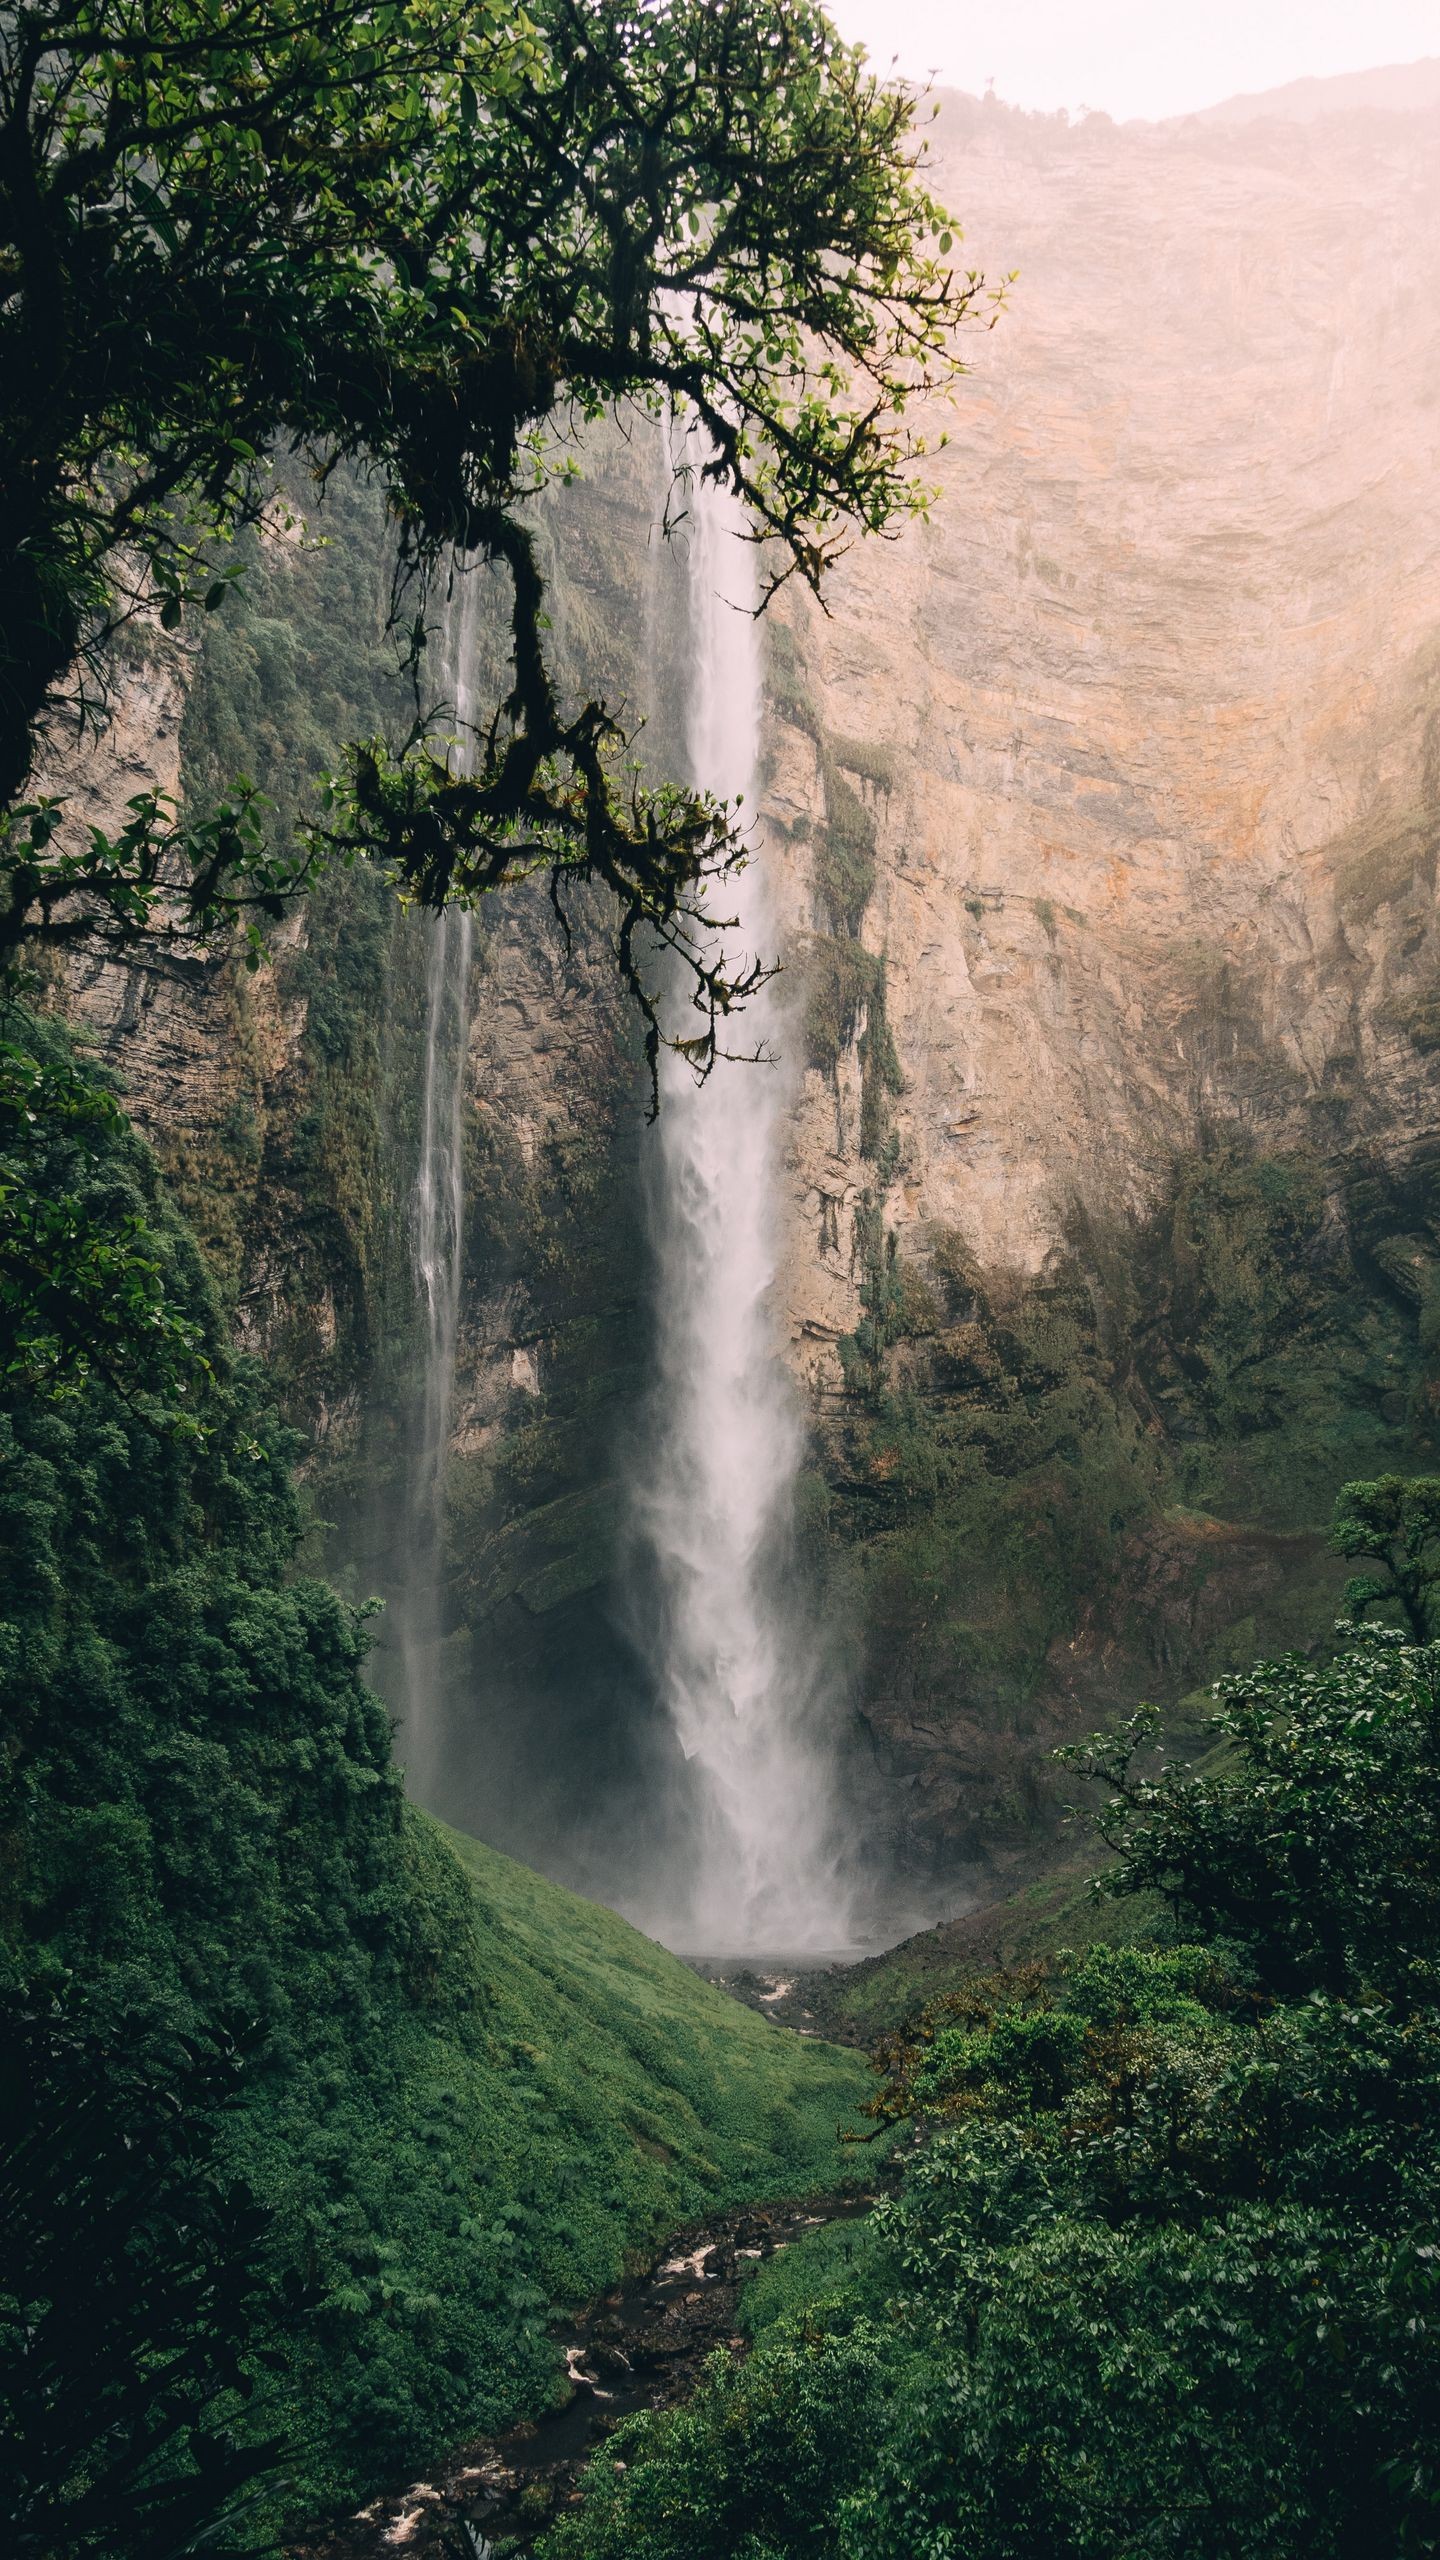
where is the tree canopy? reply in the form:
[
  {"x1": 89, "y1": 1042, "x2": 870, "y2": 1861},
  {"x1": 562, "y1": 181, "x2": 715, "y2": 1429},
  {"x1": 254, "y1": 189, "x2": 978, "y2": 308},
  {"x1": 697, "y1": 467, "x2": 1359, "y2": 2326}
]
[
  {"x1": 1330, "y1": 1471, "x2": 1440, "y2": 1642},
  {"x1": 0, "y1": 0, "x2": 987, "y2": 1045},
  {"x1": 0, "y1": 0, "x2": 993, "y2": 1388},
  {"x1": 1056, "y1": 1628, "x2": 1440, "y2": 2003},
  {"x1": 1, "y1": 2002, "x2": 284, "y2": 2560},
  {"x1": 542, "y1": 1633, "x2": 1440, "y2": 2559}
]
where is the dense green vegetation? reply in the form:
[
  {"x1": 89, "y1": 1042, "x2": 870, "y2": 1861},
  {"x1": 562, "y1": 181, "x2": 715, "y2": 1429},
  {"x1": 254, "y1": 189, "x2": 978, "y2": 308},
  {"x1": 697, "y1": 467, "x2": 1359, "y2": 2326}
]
[
  {"x1": 795, "y1": 1852, "x2": 1169, "y2": 2048},
  {"x1": 3, "y1": 2004, "x2": 286, "y2": 2559},
  {"x1": 177, "y1": 464, "x2": 423, "y2": 1394},
  {"x1": 539, "y1": 1623, "x2": 1440, "y2": 2559},
  {"x1": 1331, "y1": 1471, "x2": 1440, "y2": 1640},
  {"x1": 0, "y1": 1003, "x2": 869, "y2": 2552},
  {"x1": 6, "y1": 19, "x2": 1438, "y2": 2557},
  {"x1": 0, "y1": 1007, "x2": 215, "y2": 1410},
  {"x1": 801, "y1": 1129, "x2": 1440, "y2": 1869}
]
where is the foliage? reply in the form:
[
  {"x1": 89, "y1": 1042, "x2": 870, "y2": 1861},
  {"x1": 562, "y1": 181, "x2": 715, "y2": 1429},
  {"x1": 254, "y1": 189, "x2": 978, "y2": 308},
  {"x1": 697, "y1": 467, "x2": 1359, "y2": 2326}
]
[
  {"x1": 540, "y1": 1637, "x2": 1440, "y2": 2560},
  {"x1": 808, "y1": 1132, "x2": 1440, "y2": 1863},
  {"x1": 849, "y1": 2097, "x2": 1440, "y2": 2560},
  {"x1": 859, "y1": 1941, "x2": 1218, "y2": 2131},
  {"x1": 0, "y1": 2000, "x2": 286, "y2": 2560},
  {"x1": 1060, "y1": 1628, "x2": 1440, "y2": 2001},
  {"x1": 795, "y1": 1853, "x2": 1170, "y2": 2048},
  {"x1": 735, "y1": 2211, "x2": 896, "y2": 2341},
  {"x1": 1330, "y1": 1471, "x2": 1440, "y2": 1640},
  {"x1": 1136, "y1": 1143, "x2": 1329, "y2": 1443},
  {"x1": 0, "y1": 1035, "x2": 871, "y2": 2544},
  {"x1": 824, "y1": 1240, "x2": 1165, "y2": 1816},
  {"x1": 796, "y1": 706, "x2": 900, "y2": 1157},
  {"x1": 812, "y1": 769, "x2": 877, "y2": 939},
  {"x1": 182, "y1": 469, "x2": 412, "y2": 875},
  {"x1": 0, "y1": 0, "x2": 990, "y2": 1033},
  {"x1": 0, "y1": 1003, "x2": 217, "y2": 1410},
  {"x1": 856, "y1": 962, "x2": 904, "y2": 1160},
  {"x1": 0, "y1": 781, "x2": 284, "y2": 970},
  {"x1": 540, "y1": 2319, "x2": 889, "y2": 2560},
  {"x1": 0, "y1": 0, "x2": 1002, "y2": 1387},
  {"x1": 803, "y1": 933, "x2": 882, "y2": 1073}
]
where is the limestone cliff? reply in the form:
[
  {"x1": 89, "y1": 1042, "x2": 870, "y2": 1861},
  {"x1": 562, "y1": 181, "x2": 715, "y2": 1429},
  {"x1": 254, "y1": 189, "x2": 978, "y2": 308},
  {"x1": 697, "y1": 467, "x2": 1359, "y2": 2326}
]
[{"x1": 777, "y1": 82, "x2": 1440, "y2": 1301}]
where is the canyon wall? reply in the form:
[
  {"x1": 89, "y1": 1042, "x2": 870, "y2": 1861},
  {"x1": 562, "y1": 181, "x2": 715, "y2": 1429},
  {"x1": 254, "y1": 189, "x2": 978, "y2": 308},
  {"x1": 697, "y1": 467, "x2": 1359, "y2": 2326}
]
[
  {"x1": 756, "y1": 82, "x2": 1440, "y2": 1879},
  {"x1": 53, "y1": 72, "x2": 1440, "y2": 1915},
  {"x1": 778, "y1": 81, "x2": 1440, "y2": 1295}
]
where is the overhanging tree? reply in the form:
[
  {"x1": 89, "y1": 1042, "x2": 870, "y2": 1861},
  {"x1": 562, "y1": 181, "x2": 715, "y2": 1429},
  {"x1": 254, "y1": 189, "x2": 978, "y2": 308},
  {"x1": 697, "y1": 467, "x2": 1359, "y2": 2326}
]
[
  {"x1": 0, "y1": 0, "x2": 996, "y2": 1389},
  {"x1": 0, "y1": 0, "x2": 990, "y2": 1045}
]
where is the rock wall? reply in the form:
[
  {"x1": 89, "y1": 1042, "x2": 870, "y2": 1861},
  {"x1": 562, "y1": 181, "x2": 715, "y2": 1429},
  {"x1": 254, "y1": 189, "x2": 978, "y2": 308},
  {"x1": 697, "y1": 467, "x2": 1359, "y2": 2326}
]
[
  {"x1": 757, "y1": 83, "x2": 1440, "y2": 1880},
  {"x1": 52, "y1": 471, "x2": 417, "y2": 1428},
  {"x1": 776, "y1": 82, "x2": 1440, "y2": 1307}
]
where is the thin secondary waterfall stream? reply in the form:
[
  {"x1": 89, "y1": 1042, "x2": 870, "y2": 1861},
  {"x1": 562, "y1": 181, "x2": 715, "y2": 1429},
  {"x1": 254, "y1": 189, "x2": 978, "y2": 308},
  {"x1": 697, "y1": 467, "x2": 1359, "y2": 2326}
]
[
  {"x1": 396, "y1": 900, "x2": 472, "y2": 1801},
  {"x1": 394, "y1": 574, "x2": 480, "y2": 1803},
  {"x1": 633, "y1": 465, "x2": 849, "y2": 1957}
]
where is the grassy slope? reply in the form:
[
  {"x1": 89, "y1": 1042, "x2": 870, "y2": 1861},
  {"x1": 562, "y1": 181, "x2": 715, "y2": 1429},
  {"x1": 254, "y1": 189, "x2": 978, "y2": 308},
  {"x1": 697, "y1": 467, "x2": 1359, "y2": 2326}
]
[
  {"x1": 437, "y1": 1821, "x2": 874, "y2": 2255},
  {"x1": 247, "y1": 1814, "x2": 876, "y2": 2505},
  {"x1": 797, "y1": 1722, "x2": 1243, "y2": 2045},
  {"x1": 797, "y1": 1859, "x2": 1166, "y2": 2046}
]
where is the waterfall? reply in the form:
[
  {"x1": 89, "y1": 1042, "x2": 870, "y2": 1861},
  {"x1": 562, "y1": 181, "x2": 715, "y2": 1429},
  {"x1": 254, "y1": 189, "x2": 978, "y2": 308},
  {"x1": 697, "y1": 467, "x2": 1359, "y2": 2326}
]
[
  {"x1": 410, "y1": 905, "x2": 473, "y2": 1519},
  {"x1": 633, "y1": 463, "x2": 850, "y2": 1956},
  {"x1": 394, "y1": 907, "x2": 472, "y2": 1804},
  {"x1": 393, "y1": 577, "x2": 479, "y2": 1803}
]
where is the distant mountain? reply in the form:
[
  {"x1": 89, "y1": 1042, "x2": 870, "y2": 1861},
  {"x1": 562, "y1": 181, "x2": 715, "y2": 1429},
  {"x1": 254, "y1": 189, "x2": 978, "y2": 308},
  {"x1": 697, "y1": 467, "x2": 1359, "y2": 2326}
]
[{"x1": 1195, "y1": 56, "x2": 1440, "y2": 125}]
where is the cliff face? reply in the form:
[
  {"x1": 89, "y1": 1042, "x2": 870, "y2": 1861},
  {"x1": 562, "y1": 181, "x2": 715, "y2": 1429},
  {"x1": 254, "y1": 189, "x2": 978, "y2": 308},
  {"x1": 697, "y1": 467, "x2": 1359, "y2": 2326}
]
[
  {"x1": 52, "y1": 474, "x2": 416, "y2": 1423},
  {"x1": 777, "y1": 85, "x2": 1440, "y2": 1304},
  {"x1": 46, "y1": 78, "x2": 1440, "y2": 1910},
  {"x1": 747, "y1": 87, "x2": 1440, "y2": 1878}
]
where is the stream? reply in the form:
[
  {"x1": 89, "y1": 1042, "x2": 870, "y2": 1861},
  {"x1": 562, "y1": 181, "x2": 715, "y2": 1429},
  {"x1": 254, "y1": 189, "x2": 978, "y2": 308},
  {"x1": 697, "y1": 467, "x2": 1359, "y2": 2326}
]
[{"x1": 296, "y1": 2187, "x2": 878, "y2": 2558}]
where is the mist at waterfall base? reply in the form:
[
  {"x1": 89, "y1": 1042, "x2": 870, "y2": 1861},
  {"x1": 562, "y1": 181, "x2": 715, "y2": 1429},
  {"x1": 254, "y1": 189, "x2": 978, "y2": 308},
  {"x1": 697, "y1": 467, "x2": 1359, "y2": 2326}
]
[{"x1": 368, "y1": 464, "x2": 925, "y2": 1966}]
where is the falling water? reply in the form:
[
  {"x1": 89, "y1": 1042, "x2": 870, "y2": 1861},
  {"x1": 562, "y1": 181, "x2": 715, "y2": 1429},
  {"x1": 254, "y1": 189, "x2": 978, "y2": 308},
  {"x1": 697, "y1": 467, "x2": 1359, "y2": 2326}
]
[
  {"x1": 393, "y1": 577, "x2": 479, "y2": 1803},
  {"x1": 634, "y1": 463, "x2": 850, "y2": 1956}
]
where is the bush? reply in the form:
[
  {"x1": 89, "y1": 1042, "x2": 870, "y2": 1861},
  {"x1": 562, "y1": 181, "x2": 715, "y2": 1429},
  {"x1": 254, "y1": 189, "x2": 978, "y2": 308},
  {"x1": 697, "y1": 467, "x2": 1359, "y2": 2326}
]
[
  {"x1": 540, "y1": 1633, "x2": 1440, "y2": 2560},
  {"x1": 1060, "y1": 1628, "x2": 1440, "y2": 2001},
  {"x1": 0, "y1": 1014, "x2": 870, "y2": 2546}
]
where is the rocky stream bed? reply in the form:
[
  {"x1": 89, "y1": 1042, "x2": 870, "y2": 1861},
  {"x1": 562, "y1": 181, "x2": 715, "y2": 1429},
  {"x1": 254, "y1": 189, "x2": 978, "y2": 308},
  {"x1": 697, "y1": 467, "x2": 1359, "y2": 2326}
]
[{"x1": 292, "y1": 2187, "x2": 879, "y2": 2559}]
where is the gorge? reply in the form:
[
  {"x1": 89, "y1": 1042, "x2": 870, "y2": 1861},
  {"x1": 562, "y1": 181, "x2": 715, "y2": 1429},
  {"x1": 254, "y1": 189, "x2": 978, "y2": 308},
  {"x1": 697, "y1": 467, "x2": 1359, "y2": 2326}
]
[
  {"x1": 55, "y1": 71, "x2": 1440, "y2": 1929},
  {"x1": 9, "y1": 34, "x2": 1440, "y2": 2557}
]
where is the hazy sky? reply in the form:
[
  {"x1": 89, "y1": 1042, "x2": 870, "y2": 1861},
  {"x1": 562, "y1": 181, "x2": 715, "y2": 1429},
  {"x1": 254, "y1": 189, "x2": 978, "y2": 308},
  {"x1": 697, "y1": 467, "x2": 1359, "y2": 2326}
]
[{"x1": 823, "y1": 1, "x2": 1439, "y2": 124}]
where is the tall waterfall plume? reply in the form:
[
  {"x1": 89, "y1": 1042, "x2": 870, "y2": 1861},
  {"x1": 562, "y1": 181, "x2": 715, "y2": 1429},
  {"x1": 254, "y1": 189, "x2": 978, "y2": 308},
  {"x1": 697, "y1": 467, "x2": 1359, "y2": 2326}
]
[{"x1": 633, "y1": 464, "x2": 850, "y2": 1956}]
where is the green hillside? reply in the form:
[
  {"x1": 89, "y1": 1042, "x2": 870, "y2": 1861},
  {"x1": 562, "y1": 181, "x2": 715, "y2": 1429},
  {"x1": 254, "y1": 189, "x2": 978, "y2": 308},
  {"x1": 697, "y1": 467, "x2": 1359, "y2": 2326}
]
[
  {"x1": 440, "y1": 1822, "x2": 870, "y2": 2220},
  {"x1": 798, "y1": 1858, "x2": 1166, "y2": 2046},
  {"x1": 0, "y1": 1009, "x2": 868, "y2": 2547}
]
